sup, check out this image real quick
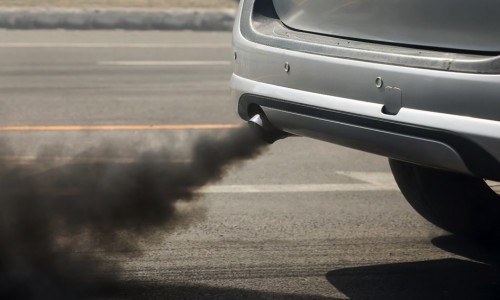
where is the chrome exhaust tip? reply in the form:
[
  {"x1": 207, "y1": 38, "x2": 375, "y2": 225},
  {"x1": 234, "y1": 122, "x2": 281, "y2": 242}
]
[{"x1": 248, "y1": 113, "x2": 288, "y2": 144}]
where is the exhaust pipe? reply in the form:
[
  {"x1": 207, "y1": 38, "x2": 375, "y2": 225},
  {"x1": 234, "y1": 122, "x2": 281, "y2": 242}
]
[{"x1": 248, "y1": 113, "x2": 288, "y2": 144}]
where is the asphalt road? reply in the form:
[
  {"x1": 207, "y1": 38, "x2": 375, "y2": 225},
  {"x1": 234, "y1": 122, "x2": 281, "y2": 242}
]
[{"x1": 0, "y1": 30, "x2": 499, "y2": 299}]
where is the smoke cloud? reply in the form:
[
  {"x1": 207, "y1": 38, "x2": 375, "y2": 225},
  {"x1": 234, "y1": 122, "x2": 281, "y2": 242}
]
[{"x1": 0, "y1": 127, "x2": 267, "y2": 299}]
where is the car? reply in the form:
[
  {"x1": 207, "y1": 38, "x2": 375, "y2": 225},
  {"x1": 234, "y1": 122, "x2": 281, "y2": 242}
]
[{"x1": 230, "y1": 0, "x2": 500, "y2": 238}]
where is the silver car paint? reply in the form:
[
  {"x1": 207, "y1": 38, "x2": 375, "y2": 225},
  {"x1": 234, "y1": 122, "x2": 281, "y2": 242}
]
[
  {"x1": 232, "y1": 0, "x2": 500, "y2": 176},
  {"x1": 273, "y1": 0, "x2": 500, "y2": 52},
  {"x1": 232, "y1": 75, "x2": 473, "y2": 175}
]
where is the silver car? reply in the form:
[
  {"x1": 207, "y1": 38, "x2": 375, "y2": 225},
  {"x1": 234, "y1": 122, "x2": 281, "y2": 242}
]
[{"x1": 231, "y1": 0, "x2": 500, "y2": 238}]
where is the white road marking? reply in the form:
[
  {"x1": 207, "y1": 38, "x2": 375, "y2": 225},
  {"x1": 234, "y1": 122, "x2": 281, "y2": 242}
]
[
  {"x1": 201, "y1": 182, "x2": 399, "y2": 193},
  {"x1": 203, "y1": 172, "x2": 399, "y2": 193},
  {"x1": 336, "y1": 171, "x2": 398, "y2": 188},
  {"x1": 1, "y1": 157, "x2": 399, "y2": 193},
  {"x1": 0, "y1": 43, "x2": 230, "y2": 48},
  {"x1": 486, "y1": 180, "x2": 500, "y2": 194},
  {"x1": 98, "y1": 60, "x2": 231, "y2": 66}
]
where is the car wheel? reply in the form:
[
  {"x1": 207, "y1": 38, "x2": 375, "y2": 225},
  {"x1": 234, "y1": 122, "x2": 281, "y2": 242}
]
[{"x1": 389, "y1": 158, "x2": 500, "y2": 238}]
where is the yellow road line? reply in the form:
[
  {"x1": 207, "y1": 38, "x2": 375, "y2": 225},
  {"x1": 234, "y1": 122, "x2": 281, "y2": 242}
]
[{"x1": 0, "y1": 124, "x2": 244, "y2": 132}]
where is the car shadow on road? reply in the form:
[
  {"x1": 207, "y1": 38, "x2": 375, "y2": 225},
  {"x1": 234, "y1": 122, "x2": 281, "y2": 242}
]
[
  {"x1": 326, "y1": 235, "x2": 500, "y2": 300},
  {"x1": 432, "y1": 234, "x2": 500, "y2": 267},
  {"x1": 92, "y1": 282, "x2": 339, "y2": 300}
]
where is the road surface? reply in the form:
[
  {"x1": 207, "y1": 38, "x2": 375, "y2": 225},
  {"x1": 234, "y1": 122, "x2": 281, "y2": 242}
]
[{"x1": 0, "y1": 30, "x2": 498, "y2": 299}]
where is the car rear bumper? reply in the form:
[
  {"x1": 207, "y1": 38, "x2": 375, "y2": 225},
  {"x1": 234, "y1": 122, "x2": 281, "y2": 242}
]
[{"x1": 231, "y1": 0, "x2": 500, "y2": 180}]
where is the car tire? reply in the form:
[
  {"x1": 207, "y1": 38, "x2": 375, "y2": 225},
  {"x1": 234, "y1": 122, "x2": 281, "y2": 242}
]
[{"x1": 389, "y1": 158, "x2": 500, "y2": 238}]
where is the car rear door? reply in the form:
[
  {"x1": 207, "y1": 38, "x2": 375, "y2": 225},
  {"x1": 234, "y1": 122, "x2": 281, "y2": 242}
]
[{"x1": 272, "y1": 0, "x2": 500, "y2": 52}]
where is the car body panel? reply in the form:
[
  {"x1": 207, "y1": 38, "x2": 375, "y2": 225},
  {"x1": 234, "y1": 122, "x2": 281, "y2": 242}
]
[{"x1": 273, "y1": 0, "x2": 500, "y2": 52}]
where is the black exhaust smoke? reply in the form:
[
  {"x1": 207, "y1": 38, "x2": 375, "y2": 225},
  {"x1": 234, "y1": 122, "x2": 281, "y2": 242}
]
[{"x1": 0, "y1": 126, "x2": 268, "y2": 299}]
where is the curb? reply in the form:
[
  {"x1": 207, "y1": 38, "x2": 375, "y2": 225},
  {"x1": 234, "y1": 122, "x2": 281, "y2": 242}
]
[{"x1": 0, "y1": 8, "x2": 236, "y2": 30}]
